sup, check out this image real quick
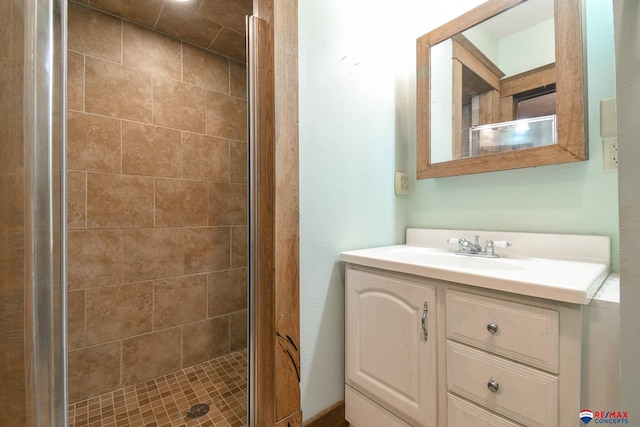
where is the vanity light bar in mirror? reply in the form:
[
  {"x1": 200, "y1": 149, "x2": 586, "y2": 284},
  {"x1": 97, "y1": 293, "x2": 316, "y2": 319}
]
[{"x1": 468, "y1": 114, "x2": 557, "y2": 157}]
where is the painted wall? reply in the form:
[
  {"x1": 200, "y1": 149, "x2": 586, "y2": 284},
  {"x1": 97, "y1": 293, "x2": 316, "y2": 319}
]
[
  {"x1": 299, "y1": 0, "x2": 618, "y2": 421},
  {"x1": 298, "y1": 0, "x2": 440, "y2": 418},
  {"x1": 614, "y1": 0, "x2": 640, "y2": 413},
  {"x1": 498, "y1": 18, "x2": 555, "y2": 77}
]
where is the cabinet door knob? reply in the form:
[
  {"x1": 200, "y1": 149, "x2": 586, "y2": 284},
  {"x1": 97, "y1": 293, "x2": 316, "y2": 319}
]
[
  {"x1": 487, "y1": 323, "x2": 499, "y2": 334},
  {"x1": 487, "y1": 380, "x2": 500, "y2": 393}
]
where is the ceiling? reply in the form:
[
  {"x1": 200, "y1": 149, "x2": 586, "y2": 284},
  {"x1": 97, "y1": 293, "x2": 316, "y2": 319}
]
[{"x1": 73, "y1": 0, "x2": 252, "y2": 62}]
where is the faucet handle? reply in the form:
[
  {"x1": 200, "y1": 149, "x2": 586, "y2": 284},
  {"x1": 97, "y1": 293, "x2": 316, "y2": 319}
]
[{"x1": 491, "y1": 240, "x2": 511, "y2": 248}]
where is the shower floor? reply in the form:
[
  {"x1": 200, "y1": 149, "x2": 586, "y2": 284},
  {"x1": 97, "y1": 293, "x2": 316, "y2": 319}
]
[{"x1": 68, "y1": 349, "x2": 247, "y2": 427}]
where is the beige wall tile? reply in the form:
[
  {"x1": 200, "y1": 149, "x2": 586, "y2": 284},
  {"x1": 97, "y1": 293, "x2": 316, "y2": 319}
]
[
  {"x1": 229, "y1": 59, "x2": 247, "y2": 99},
  {"x1": 231, "y1": 226, "x2": 247, "y2": 268},
  {"x1": 184, "y1": 227, "x2": 230, "y2": 274},
  {"x1": 122, "y1": 122, "x2": 182, "y2": 178},
  {"x1": 68, "y1": 342, "x2": 121, "y2": 403},
  {"x1": 0, "y1": 229, "x2": 25, "y2": 426},
  {"x1": 182, "y1": 132, "x2": 230, "y2": 182},
  {"x1": 85, "y1": 282, "x2": 153, "y2": 346},
  {"x1": 206, "y1": 91, "x2": 247, "y2": 141},
  {"x1": 87, "y1": 173, "x2": 154, "y2": 229},
  {"x1": 68, "y1": 230, "x2": 122, "y2": 289},
  {"x1": 67, "y1": 51, "x2": 85, "y2": 111},
  {"x1": 68, "y1": 2, "x2": 122, "y2": 62},
  {"x1": 155, "y1": 178, "x2": 208, "y2": 227},
  {"x1": 89, "y1": 0, "x2": 163, "y2": 29},
  {"x1": 197, "y1": 0, "x2": 251, "y2": 34},
  {"x1": 153, "y1": 77, "x2": 206, "y2": 133},
  {"x1": 123, "y1": 22, "x2": 181, "y2": 80},
  {"x1": 182, "y1": 317, "x2": 229, "y2": 367},
  {"x1": 182, "y1": 44, "x2": 229, "y2": 94},
  {"x1": 67, "y1": 290, "x2": 86, "y2": 351},
  {"x1": 67, "y1": 171, "x2": 86, "y2": 229},
  {"x1": 122, "y1": 328, "x2": 181, "y2": 385},
  {"x1": 0, "y1": 123, "x2": 24, "y2": 230},
  {"x1": 0, "y1": 39, "x2": 23, "y2": 120},
  {"x1": 208, "y1": 27, "x2": 245, "y2": 62},
  {"x1": 67, "y1": 111, "x2": 121, "y2": 173},
  {"x1": 123, "y1": 228, "x2": 184, "y2": 282},
  {"x1": 154, "y1": 275, "x2": 207, "y2": 330},
  {"x1": 229, "y1": 140, "x2": 247, "y2": 183},
  {"x1": 208, "y1": 182, "x2": 247, "y2": 225},
  {"x1": 85, "y1": 57, "x2": 153, "y2": 123},
  {"x1": 207, "y1": 268, "x2": 247, "y2": 317},
  {"x1": 229, "y1": 310, "x2": 247, "y2": 351},
  {"x1": 156, "y1": 1, "x2": 222, "y2": 48}
]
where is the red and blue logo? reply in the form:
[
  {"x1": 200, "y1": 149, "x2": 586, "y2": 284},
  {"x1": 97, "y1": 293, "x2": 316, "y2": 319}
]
[
  {"x1": 580, "y1": 409, "x2": 629, "y2": 424},
  {"x1": 581, "y1": 410, "x2": 594, "y2": 424}
]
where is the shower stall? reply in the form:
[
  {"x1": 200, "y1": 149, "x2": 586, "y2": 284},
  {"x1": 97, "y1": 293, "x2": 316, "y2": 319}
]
[{"x1": 0, "y1": 0, "x2": 275, "y2": 425}]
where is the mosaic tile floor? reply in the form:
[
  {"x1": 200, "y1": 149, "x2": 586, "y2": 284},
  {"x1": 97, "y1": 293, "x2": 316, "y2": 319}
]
[{"x1": 68, "y1": 350, "x2": 247, "y2": 427}]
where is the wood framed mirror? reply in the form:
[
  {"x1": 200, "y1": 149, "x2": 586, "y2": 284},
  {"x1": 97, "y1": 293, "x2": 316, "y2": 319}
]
[{"x1": 416, "y1": 0, "x2": 587, "y2": 179}]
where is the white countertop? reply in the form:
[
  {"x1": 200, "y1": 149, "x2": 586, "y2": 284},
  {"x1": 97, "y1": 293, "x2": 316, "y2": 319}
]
[
  {"x1": 340, "y1": 228, "x2": 612, "y2": 305},
  {"x1": 590, "y1": 273, "x2": 620, "y2": 309}
]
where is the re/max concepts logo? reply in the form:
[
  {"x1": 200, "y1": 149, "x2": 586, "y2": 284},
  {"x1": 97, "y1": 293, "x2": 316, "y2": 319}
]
[{"x1": 580, "y1": 409, "x2": 629, "y2": 424}]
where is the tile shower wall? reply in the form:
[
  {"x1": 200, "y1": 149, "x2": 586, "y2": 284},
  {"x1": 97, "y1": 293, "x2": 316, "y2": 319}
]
[
  {"x1": 66, "y1": 2, "x2": 248, "y2": 404},
  {"x1": 0, "y1": 0, "x2": 27, "y2": 424}
]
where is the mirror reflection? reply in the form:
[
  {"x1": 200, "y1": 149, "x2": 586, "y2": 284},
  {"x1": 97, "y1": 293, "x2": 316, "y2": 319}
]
[{"x1": 431, "y1": 0, "x2": 556, "y2": 163}]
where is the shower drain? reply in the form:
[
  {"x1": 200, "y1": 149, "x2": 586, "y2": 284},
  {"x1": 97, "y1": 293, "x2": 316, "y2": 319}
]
[{"x1": 186, "y1": 403, "x2": 210, "y2": 419}]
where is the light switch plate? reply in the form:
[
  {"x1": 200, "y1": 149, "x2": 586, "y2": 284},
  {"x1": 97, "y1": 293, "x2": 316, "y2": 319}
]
[
  {"x1": 394, "y1": 172, "x2": 409, "y2": 195},
  {"x1": 600, "y1": 97, "x2": 617, "y2": 137}
]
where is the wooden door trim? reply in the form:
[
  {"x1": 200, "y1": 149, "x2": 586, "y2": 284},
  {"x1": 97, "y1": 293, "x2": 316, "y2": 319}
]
[{"x1": 252, "y1": 0, "x2": 301, "y2": 425}]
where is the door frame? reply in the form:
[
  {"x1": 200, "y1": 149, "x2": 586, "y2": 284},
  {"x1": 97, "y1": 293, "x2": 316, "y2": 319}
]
[{"x1": 251, "y1": 1, "x2": 301, "y2": 425}]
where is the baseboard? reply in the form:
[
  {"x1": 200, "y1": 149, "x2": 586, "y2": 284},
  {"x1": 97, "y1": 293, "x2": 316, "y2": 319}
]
[{"x1": 303, "y1": 400, "x2": 347, "y2": 427}]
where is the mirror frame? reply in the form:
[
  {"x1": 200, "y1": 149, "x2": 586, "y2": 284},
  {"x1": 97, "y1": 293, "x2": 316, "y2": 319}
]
[{"x1": 416, "y1": 0, "x2": 587, "y2": 179}]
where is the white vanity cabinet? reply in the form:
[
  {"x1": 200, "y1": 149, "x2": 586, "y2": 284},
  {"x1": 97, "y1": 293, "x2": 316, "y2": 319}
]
[
  {"x1": 344, "y1": 264, "x2": 615, "y2": 427},
  {"x1": 345, "y1": 267, "x2": 437, "y2": 427}
]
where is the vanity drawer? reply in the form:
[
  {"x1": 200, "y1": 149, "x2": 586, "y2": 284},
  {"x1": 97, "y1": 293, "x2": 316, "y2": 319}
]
[
  {"x1": 447, "y1": 341, "x2": 558, "y2": 427},
  {"x1": 448, "y1": 393, "x2": 521, "y2": 427},
  {"x1": 446, "y1": 290, "x2": 559, "y2": 372}
]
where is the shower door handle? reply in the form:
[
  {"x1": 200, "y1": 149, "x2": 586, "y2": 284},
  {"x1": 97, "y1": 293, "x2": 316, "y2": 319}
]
[{"x1": 421, "y1": 302, "x2": 428, "y2": 341}]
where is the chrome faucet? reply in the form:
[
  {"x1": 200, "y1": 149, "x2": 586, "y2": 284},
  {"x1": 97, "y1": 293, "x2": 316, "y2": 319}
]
[{"x1": 448, "y1": 235, "x2": 511, "y2": 258}]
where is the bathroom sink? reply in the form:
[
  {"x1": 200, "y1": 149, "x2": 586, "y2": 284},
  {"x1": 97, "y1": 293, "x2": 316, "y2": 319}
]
[
  {"x1": 340, "y1": 229, "x2": 611, "y2": 305},
  {"x1": 394, "y1": 251, "x2": 527, "y2": 271}
]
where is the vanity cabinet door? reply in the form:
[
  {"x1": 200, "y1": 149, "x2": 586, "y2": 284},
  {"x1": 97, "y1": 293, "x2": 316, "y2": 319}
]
[{"x1": 345, "y1": 268, "x2": 437, "y2": 427}]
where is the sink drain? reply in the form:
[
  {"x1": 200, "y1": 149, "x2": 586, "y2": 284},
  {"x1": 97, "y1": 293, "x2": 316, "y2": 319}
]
[{"x1": 186, "y1": 403, "x2": 210, "y2": 419}]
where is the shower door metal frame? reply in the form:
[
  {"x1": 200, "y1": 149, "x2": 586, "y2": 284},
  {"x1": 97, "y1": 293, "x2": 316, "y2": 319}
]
[{"x1": 23, "y1": 0, "x2": 68, "y2": 425}]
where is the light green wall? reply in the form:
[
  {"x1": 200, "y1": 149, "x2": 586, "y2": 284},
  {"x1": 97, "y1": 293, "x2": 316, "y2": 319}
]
[
  {"x1": 298, "y1": 0, "x2": 413, "y2": 419},
  {"x1": 407, "y1": 0, "x2": 619, "y2": 271}
]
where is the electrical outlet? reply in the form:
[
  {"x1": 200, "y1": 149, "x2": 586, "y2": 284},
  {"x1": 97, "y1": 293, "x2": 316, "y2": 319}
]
[{"x1": 603, "y1": 137, "x2": 618, "y2": 171}]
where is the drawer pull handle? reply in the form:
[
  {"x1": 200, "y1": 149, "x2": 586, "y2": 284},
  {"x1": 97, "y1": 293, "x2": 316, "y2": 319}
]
[
  {"x1": 487, "y1": 323, "x2": 499, "y2": 334},
  {"x1": 422, "y1": 302, "x2": 428, "y2": 341},
  {"x1": 487, "y1": 380, "x2": 500, "y2": 393}
]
